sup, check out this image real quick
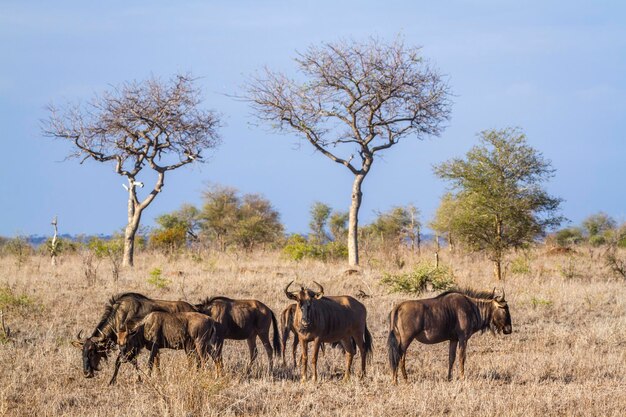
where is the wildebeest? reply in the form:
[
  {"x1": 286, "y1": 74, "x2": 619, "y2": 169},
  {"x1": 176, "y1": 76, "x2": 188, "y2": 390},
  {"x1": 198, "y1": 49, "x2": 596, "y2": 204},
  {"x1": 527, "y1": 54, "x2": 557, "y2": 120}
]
[
  {"x1": 117, "y1": 311, "x2": 224, "y2": 379},
  {"x1": 195, "y1": 296, "x2": 281, "y2": 372},
  {"x1": 71, "y1": 292, "x2": 196, "y2": 384},
  {"x1": 387, "y1": 288, "x2": 512, "y2": 384},
  {"x1": 284, "y1": 281, "x2": 373, "y2": 382},
  {"x1": 280, "y1": 303, "x2": 299, "y2": 367}
]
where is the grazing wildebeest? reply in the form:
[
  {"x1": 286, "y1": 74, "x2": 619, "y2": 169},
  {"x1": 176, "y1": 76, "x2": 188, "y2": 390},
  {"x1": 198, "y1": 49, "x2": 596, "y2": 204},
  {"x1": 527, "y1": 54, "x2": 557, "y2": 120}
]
[
  {"x1": 118, "y1": 311, "x2": 224, "y2": 376},
  {"x1": 71, "y1": 292, "x2": 196, "y2": 384},
  {"x1": 387, "y1": 288, "x2": 512, "y2": 384},
  {"x1": 195, "y1": 296, "x2": 281, "y2": 372},
  {"x1": 117, "y1": 311, "x2": 224, "y2": 379},
  {"x1": 284, "y1": 281, "x2": 373, "y2": 382}
]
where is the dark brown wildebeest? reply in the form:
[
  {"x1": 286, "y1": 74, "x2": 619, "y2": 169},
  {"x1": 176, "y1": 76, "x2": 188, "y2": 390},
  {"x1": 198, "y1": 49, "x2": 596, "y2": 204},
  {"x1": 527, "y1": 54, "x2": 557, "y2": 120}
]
[
  {"x1": 284, "y1": 281, "x2": 373, "y2": 382},
  {"x1": 195, "y1": 296, "x2": 281, "y2": 372},
  {"x1": 71, "y1": 292, "x2": 196, "y2": 384},
  {"x1": 280, "y1": 303, "x2": 348, "y2": 368},
  {"x1": 387, "y1": 288, "x2": 512, "y2": 384},
  {"x1": 117, "y1": 311, "x2": 224, "y2": 379}
]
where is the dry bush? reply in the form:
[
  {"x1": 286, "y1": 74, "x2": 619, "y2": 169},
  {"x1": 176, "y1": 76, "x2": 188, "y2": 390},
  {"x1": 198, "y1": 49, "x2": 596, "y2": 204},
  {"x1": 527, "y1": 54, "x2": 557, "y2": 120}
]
[{"x1": 0, "y1": 246, "x2": 624, "y2": 416}]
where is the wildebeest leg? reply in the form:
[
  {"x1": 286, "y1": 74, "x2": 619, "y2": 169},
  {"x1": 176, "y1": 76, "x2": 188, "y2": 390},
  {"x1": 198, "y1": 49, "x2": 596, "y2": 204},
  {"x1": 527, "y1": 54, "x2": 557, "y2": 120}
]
[
  {"x1": 458, "y1": 339, "x2": 467, "y2": 379},
  {"x1": 109, "y1": 354, "x2": 122, "y2": 385},
  {"x1": 399, "y1": 337, "x2": 412, "y2": 382},
  {"x1": 131, "y1": 357, "x2": 142, "y2": 382},
  {"x1": 354, "y1": 333, "x2": 367, "y2": 379},
  {"x1": 311, "y1": 339, "x2": 321, "y2": 382},
  {"x1": 210, "y1": 341, "x2": 224, "y2": 378},
  {"x1": 259, "y1": 332, "x2": 274, "y2": 373},
  {"x1": 400, "y1": 352, "x2": 408, "y2": 381},
  {"x1": 246, "y1": 336, "x2": 258, "y2": 374},
  {"x1": 147, "y1": 344, "x2": 159, "y2": 375},
  {"x1": 291, "y1": 331, "x2": 298, "y2": 367},
  {"x1": 341, "y1": 337, "x2": 355, "y2": 381},
  {"x1": 300, "y1": 339, "x2": 309, "y2": 382},
  {"x1": 448, "y1": 340, "x2": 458, "y2": 381}
]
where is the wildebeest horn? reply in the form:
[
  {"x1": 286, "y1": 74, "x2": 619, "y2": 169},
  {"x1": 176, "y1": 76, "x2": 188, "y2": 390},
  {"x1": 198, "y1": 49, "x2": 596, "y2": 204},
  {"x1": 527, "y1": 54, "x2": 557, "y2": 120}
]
[
  {"x1": 284, "y1": 281, "x2": 298, "y2": 300},
  {"x1": 71, "y1": 330, "x2": 86, "y2": 348},
  {"x1": 500, "y1": 288, "x2": 506, "y2": 302},
  {"x1": 490, "y1": 287, "x2": 496, "y2": 299},
  {"x1": 313, "y1": 281, "x2": 324, "y2": 298}
]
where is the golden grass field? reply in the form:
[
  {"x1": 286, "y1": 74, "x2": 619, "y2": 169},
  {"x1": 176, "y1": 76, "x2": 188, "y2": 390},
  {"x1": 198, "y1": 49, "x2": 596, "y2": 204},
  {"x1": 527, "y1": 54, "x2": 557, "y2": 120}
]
[{"x1": 0, "y1": 246, "x2": 624, "y2": 416}]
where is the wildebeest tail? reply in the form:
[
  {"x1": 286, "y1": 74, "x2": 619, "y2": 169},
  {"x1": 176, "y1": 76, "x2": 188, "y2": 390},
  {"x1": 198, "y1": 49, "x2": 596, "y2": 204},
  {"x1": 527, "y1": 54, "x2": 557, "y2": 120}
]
[
  {"x1": 387, "y1": 309, "x2": 401, "y2": 373},
  {"x1": 271, "y1": 311, "x2": 281, "y2": 356},
  {"x1": 364, "y1": 325, "x2": 374, "y2": 364}
]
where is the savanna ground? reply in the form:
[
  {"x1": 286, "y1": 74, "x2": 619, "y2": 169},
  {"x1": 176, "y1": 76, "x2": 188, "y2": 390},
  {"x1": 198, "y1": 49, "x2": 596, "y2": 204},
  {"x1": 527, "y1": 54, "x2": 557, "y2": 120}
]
[{"x1": 0, "y1": 246, "x2": 624, "y2": 416}]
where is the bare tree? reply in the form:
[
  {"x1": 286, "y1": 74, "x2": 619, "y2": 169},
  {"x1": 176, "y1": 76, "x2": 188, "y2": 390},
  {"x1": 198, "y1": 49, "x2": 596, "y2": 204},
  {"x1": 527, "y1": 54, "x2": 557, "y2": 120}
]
[
  {"x1": 246, "y1": 37, "x2": 451, "y2": 266},
  {"x1": 44, "y1": 74, "x2": 221, "y2": 266}
]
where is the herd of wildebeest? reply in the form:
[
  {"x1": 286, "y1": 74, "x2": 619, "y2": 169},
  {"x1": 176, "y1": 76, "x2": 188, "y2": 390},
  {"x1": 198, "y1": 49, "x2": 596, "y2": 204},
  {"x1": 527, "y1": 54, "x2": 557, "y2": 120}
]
[{"x1": 72, "y1": 282, "x2": 512, "y2": 385}]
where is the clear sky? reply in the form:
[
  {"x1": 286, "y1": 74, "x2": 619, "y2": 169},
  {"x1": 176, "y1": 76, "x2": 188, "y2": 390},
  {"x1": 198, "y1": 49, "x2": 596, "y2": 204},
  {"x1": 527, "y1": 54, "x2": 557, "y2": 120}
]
[{"x1": 1, "y1": 0, "x2": 624, "y2": 237}]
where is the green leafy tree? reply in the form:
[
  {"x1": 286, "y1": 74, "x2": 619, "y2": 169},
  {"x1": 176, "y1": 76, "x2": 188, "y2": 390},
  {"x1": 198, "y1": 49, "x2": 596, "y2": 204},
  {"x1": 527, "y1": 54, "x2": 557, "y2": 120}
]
[
  {"x1": 552, "y1": 227, "x2": 585, "y2": 247},
  {"x1": 430, "y1": 193, "x2": 461, "y2": 252},
  {"x1": 309, "y1": 202, "x2": 332, "y2": 244},
  {"x1": 582, "y1": 212, "x2": 616, "y2": 246},
  {"x1": 370, "y1": 206, "x2": 412, "y2": 246},
  {"x1": 232, "y1": 194, "x2": 284, "y2": 251},
  {"x1": 150, "y1": 204, "x2": 200, "y2": 252},
  {"x1": 329, "y1": 211, "x2": 349, "y2": 242},
  {"x1": 434, "y1": 127, "x2": 563, "y2": 280},
  {"x1": 199, "y1": 185, "x2": 283, "y2": 251},
  {"x1": 199, "y1": 186, "x2": 240, "y2": 251}
]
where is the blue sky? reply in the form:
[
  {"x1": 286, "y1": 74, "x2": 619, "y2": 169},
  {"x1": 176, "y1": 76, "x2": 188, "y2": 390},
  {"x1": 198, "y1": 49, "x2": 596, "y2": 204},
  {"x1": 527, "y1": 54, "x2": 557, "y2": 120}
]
[{"x1": 1, "y1": 1, "x2": 624, "y2": 236}]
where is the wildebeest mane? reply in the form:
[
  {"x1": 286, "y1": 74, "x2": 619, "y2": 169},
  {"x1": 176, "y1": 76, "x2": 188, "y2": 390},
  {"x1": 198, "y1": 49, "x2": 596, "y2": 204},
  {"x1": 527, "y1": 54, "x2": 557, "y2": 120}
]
[
  {"x1": 437, "y1": 288, "x2": 495, "y2": 300},
  {"x1": 90, "y1": 292, "x2": 151, "y2": 338},
  {"x1": 197, "y1": 296, "x2": 234, "y2": 307}
]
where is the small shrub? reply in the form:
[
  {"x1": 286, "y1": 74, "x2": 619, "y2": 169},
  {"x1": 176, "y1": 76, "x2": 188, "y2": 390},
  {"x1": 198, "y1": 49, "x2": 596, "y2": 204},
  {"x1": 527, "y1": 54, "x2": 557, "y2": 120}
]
[
  {"x1": 559, "y1": 256, "x2": 579, "y2": 280},
  {"x1": 531, "y1": 297, "x2": 553, "y2": 308},
  {"x1": 2, "y1": 237, "x2": 33, "y2": 269},
  {"x1": 0, "y1": 287, "x2": 34, "y2": 310},
  {"x1": 89, "y1": 238, "x2": 124, "y2": 281},
  {"x1": 589, "y1": 234, "x2": 607, "y2": 247},
  {"x1": 381, "y1": 262, "x2": 455, "y2": 295},
  {"x1": 282, "y1": 235, "x2": 347, "y2": 262},
  {"x1": 510, "y1": 256, "x2": 531, "y2": 275},
  {"x1": 147, "y1": 267, "x2": 171, "y2": 289},
  {"x1": 604, "y1": 250, "x2": 626, "y2": 280},
  {"x1": 150, "y1": 226, "x2": 187, "y2": 253}
]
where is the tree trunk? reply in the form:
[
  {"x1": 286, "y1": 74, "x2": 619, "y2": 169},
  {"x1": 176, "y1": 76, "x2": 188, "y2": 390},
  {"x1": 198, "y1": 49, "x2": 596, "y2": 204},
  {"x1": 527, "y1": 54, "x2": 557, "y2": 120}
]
[
  {"x1": 347, "y1": 174, "x2": 366, "y2": 266},
  {"x1": 493, "y1": 215, "x2": 503, "y2": 280},
  {"x1": 122, "y1": 214, "x2": 142, "y2": 267},
  {"x1": 493, "y1": 259, "x2": 502, "y2": 281},
  {"x1": 122, "y1": 182, "x2": 143, "y2": 267},
  {"x1": 122, "y1": 173, "x2": 165, "y2": 267}
]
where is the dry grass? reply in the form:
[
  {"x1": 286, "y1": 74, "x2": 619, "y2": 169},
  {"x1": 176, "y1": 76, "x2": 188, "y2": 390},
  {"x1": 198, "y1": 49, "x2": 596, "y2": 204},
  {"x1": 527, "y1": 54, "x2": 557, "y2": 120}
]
[{"x1": 0, "y1": 246, "x2": 625, "y2": 416}]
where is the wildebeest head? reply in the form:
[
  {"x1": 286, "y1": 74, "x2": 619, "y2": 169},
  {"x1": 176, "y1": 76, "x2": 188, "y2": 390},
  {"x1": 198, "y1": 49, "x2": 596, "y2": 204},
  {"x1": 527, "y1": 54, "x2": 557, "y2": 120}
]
[
  {"x1": 490, "y1": 289, "x2": 512, "y2": 335},
  {"x1": 117, "y1": 325, "x2": 143, "y2": 363},
  {"x1": 284, "y1": 281, "x2": 324, "y2": 330},
  {"x1": 71, "y1": 330, "x2": 108, "y2": 378}
]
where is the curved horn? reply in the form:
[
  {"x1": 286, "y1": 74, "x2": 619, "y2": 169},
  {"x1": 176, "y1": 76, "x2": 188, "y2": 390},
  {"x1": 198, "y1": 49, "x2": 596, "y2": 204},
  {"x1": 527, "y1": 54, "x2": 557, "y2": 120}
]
[
  {"x1": 76, "y1": 330, "x2": 84, "y2": 340},
  {"x1": 500, "y1": 288, "x2": 506, "y2": 302},
  {"x1": 284, "y1": 281, "x2": 298, "y2": 300},
  {"x1": 490, "y1": 287, "x2": 496, "y2": 299},
  {"x1": 312, "y1": 281, "x2": 324, "y2": 298}
]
